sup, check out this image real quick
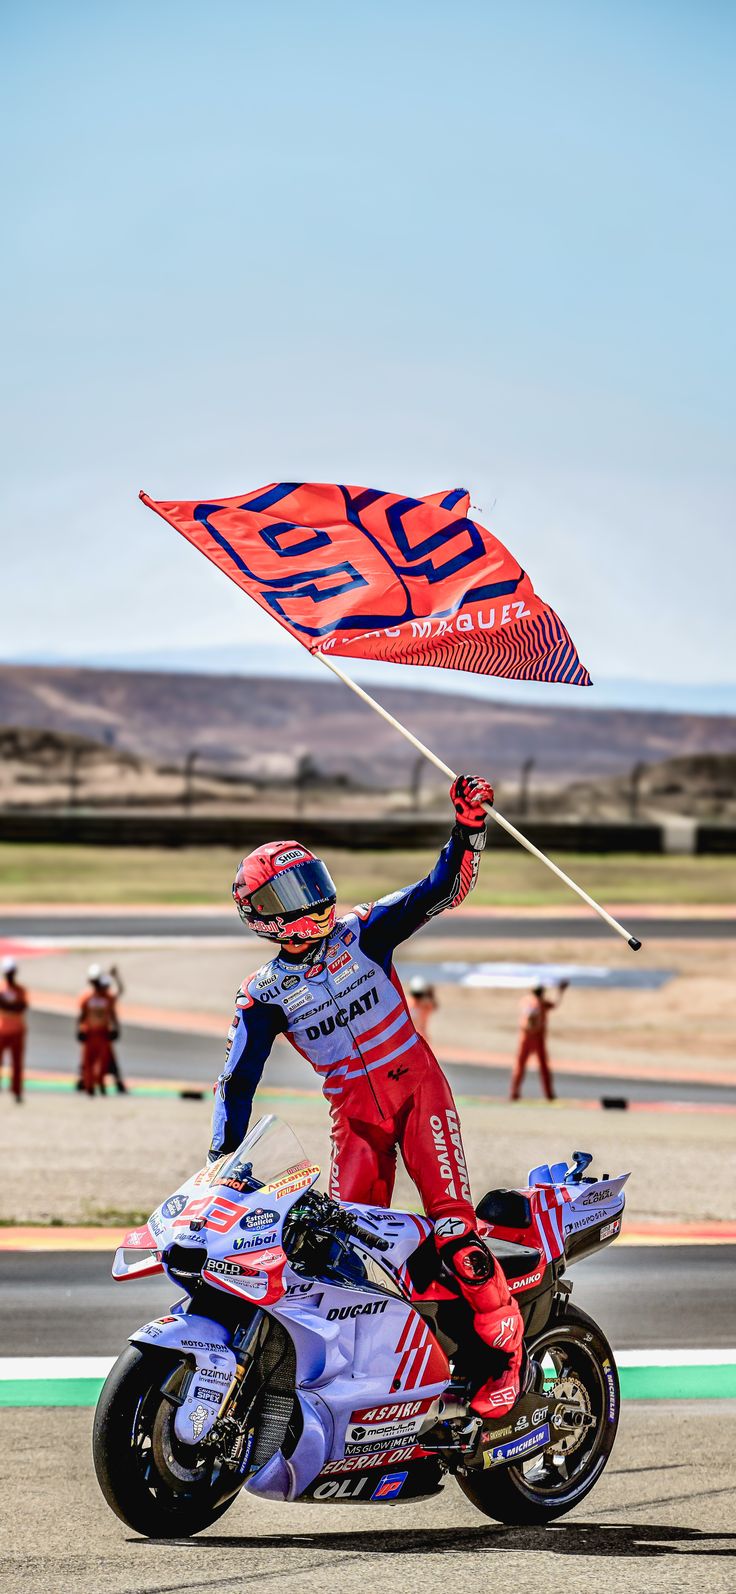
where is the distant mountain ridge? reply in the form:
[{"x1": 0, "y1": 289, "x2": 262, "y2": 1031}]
[
  {"x1": 7, "y1": 646, "x2": 736, "y2": 715},
  {"x1": 0, "y1": 664, "x2": 734, "y2": 790}
]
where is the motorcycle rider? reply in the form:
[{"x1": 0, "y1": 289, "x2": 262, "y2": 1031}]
[{"x1": 211, "y1": 776, "x2": 523, "y2": 1419}]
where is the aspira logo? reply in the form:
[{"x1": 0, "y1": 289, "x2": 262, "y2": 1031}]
[{"x1": 326, "y1": 1300, "x2": 388, "y2": 1321}]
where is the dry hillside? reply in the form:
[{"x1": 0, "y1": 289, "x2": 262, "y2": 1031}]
[{"x1": 0, "y1": 664, "x2": 734, "y2": 792}]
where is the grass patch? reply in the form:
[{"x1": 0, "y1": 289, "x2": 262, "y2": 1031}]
[
  {"x1": 0, "y1": 842, "x2": 734, "y2": 907},
  {"x1": 81, "y1": 1204, "x2": 152, "y2": 1227}
]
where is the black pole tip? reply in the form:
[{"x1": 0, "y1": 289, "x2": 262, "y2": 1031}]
[{"x1": 628, "y1": 937, "x2": 642, "y2": 951}]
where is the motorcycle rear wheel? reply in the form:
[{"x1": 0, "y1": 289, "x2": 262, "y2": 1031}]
[
  {"x1": 93, "y1": 1345, "x2": 243, "y2": 1538},
  {"x1": 456, "y1": 1303, "x2": 620, "y2": 1525}
]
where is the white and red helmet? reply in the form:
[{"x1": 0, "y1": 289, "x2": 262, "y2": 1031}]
[{"x1": 232, "y1": 841, "x2": 337, "y2": 943}]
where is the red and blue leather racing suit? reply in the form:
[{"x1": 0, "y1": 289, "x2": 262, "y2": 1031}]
[{"x1": 211, "y1": 813, "x2": 524, "y2": 1415}]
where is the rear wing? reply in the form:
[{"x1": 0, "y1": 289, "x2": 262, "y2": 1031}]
[{"x1": 529, "y1": 1153, "x2": 630, "y2": 1264}]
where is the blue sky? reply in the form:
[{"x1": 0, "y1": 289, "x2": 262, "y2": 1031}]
[{"x1": 2, "y1": 1, "x2": 734, "y2": 708}]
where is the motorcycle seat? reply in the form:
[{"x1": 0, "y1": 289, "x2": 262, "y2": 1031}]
[{"x1": 488, "y1": 1237, "x2": 544, "y2": 1282}]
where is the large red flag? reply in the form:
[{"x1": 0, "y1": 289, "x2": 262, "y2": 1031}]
[{"x1": 141, "y1": 481, "x2": 590, "y2": 686}]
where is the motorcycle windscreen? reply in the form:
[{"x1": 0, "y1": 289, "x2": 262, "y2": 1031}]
[{"x1": 217, "y1": 1114, "x2": 321, "y2": 1194}]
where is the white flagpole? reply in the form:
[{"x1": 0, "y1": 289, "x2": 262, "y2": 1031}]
[{"x1": 313, "y1": 650, "x2": 642, "y2": 951}]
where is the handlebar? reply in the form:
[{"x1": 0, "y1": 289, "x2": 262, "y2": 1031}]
[{"x1": 294, "y1": 1189, "x2": 391, "y2": 1252}]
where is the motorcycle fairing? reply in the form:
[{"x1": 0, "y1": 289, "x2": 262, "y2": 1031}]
[
  {"x1": 244, "y1": 1279, "x2": 451, "y2": 1501},
  {"x1": 478, "y1": 1157, "x2": 630, "y2": 1264},
  {"x1": 129, "y1": 1312, "x2": 238, "y2": 1445}
]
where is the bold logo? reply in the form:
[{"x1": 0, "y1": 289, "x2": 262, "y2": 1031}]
[
  {"x1": 326, "y1": 1299, "x2": 388, "y2": 1321},
  {"x1": 206, "y1": 1257, "x2": 244, "y2": 1276},
  {"x1": 371, "y1": 1471, "x2": 408, "y2": 1500},
  {"x1": 208, "y1": 1269, "x2": 269, "y2": 1298}
]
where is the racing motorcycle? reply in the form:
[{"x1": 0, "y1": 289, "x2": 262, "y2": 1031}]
[{"x1": 93, "y1": 1115, "x2": 628, "y2": 1537}]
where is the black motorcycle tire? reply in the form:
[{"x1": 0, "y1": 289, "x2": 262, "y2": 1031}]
[
  {"x1": 93, "y1": 1344, "x2": 243, "y2": 1538},
  {"x1": 456, "y1": 1303, "x2": 620, "y2": 1525}
]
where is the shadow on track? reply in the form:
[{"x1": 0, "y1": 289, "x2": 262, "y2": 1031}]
[{"x1": 130, "y1": 1523, "x2": 736, "y2": 1560}]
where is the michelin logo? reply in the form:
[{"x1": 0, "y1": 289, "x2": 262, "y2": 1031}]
[{"x1": 491, "y1": 1423, "x2": 550, "y2": 1462}]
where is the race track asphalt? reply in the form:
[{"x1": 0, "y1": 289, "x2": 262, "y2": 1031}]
[
  {"x1": 2, "y1": 909, "x2": 735, "y2": 941},
  {"x1": 3, "y1": 1401, "x2": 734, "y2": 1594},
  {"x1": 2, "y1": 1245, "x2": 733, "y2": 1356},
  {"x1": 25, "y1": 1007, "x2": 736, "y2": 1106},
  {"x1": 2, "y1": 1246, "x2": 734, "y2": 1592}
]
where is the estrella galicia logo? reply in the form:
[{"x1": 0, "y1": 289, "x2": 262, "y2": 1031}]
[
  {"x1": 161, "y1": 1193, "x2": 187, "y2": 1220},
  {"x1": 239, "y1": 1208, "x2": 280, "y2": 1231},
  {"x1": 282, "y1": 974, "x2": 300, "y2": 990},
  {"x1": 491, "y1": 1423, "x2": 550, "y2": 1462}
]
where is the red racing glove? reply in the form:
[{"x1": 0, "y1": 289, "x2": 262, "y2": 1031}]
[{"x1": 450, "y1": 774, "x2": 494, "y2": 831}]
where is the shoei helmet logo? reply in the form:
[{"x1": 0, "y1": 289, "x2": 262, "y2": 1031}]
[{"x1": 274, "y1": 848, "x2": 309, "y2": 868}]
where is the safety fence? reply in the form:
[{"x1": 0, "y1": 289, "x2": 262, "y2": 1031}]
[{"x1": 0, "y1": 810, "x2": 733, "y2": 852}]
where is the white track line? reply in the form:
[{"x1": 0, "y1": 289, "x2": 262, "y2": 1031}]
[{"x1": 1, "y1": 1349, "x2": 735, "y2": 1380}]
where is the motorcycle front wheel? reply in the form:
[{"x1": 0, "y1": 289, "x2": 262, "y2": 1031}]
[
  {"x1": 93, "y1": 1345, "x2": 243, "y2": 1538},
  {"x1": 457, "y1": 1303, "x2": 620, "y2": 1525}
]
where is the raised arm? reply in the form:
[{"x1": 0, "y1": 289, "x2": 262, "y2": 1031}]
[
  {"x1": 209, "y1": 982, "x2": 286, "y2": 1158},
  {"x1": 358, "y1": 776, "x2": 494, "y2": 964}
]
